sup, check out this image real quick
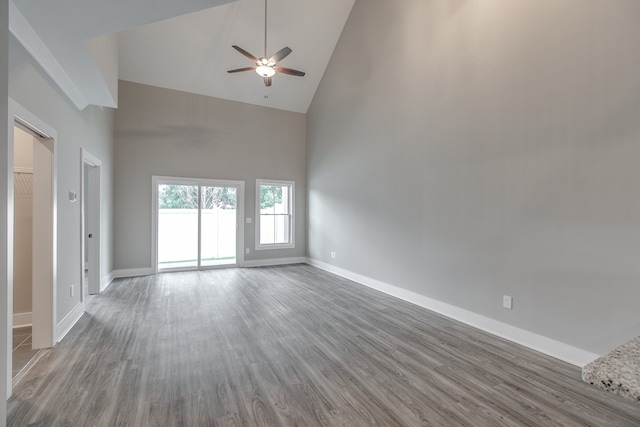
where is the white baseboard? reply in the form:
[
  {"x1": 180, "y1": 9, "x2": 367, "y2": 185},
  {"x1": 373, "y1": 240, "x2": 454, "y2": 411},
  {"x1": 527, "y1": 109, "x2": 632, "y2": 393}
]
[
  {"x1": 241, "y1": 257, "x2": 306, "y2": 268},
  {"x1": 306, "y1": 258, "x2": 599, "y2": 368},
  {"x1": 56, "y1": 303, "x2": 85, "y2": 342},
  {"x1": 13, "y1": 312, "x2": 32, "y2": 328},
  {"x1": 113, "y1": 268, "x2": 153, "y2": 279},
  {"x1": 101, "y1": 272, "x2": 114, "y2": 292}
]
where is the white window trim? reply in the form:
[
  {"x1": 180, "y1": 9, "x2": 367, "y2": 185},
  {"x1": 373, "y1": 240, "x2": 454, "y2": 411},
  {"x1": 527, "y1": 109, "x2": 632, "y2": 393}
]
[{"x1": 255, "y1": 179, "x2": 295, "y2": 250}]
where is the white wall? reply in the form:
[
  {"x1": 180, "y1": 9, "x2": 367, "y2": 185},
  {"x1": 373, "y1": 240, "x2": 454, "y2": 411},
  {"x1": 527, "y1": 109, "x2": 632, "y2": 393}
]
[
  {"x1": 8, "y1": 35, "x2": 115, "y2": 328},
  {"x1": 307, "y1": 0, "x2": 640, "y2": 357},
  {"x1": 12, "y1": 126, "x2": 33, "y2": 317},
  {"x1": 114, "y1": 81, "x2": 306, "y2": 270}
]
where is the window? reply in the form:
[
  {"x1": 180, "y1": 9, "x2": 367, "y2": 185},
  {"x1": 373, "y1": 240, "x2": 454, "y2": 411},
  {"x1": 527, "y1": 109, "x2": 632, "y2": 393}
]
[{"x1": 256, "y1": 180, "x2": 294, "y2": 249}]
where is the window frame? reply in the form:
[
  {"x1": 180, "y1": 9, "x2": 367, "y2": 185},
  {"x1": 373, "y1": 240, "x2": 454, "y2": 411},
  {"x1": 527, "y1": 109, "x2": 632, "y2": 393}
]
[{"x1": 255, "y1": 179, "x2": 295, "y2": 250}]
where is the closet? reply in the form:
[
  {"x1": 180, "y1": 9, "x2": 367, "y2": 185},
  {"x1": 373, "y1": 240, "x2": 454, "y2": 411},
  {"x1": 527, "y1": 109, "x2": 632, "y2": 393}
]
[{"x1": 13, "y1": 128, "x2": 34, "y2": 327}]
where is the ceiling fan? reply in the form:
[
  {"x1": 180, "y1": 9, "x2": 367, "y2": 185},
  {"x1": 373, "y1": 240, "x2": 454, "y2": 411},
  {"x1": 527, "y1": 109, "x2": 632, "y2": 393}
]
[{"x1": 227, "y1": 0, "x2": 305, "y2": 87}]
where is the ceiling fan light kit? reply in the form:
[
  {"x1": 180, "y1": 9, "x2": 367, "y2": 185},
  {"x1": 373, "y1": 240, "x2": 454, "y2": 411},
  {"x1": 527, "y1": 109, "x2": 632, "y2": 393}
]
[
  {"x1": 227, "y1": 0, "x2": 306, "y2": 87},
  {"x1": 256, "y1": 65, "x2": 276, "y2": 77}
]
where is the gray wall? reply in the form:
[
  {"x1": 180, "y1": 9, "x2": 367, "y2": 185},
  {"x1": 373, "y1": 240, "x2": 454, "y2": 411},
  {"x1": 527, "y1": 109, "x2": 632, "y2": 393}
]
[
  {"x1": 306, "y1": 0, "x2": 640, "y2": 355},
  {"x1": 9, "y1": 36, "x2": 115, "y2": 325},
  {"x1": 1, "y1": 0, "x2": 10, "y2": 415},
  {"x1": 113, "y1": 81, "x2": 306, "y2": 270}
]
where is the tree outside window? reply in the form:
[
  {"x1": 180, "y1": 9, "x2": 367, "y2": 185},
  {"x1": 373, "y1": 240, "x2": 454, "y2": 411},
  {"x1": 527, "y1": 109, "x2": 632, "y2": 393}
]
[
  {"x1": 256, "y1": 180, "x2": 294, "y2": 249},
  {"x1": 159, "y1": 185, "x2": 236, "y2": 209}
]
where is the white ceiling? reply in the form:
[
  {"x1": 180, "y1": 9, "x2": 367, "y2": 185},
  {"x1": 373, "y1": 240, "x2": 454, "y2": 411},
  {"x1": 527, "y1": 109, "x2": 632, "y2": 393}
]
[
  {"x1": 10, "y1": 0, "x2": 355, "y2": 113},
  {"x1": 118, "y1": 0, "x2": 355, "y2": 113},
  {"x1": 9, "y1": 0, "x2": 238, "y2": 109}
]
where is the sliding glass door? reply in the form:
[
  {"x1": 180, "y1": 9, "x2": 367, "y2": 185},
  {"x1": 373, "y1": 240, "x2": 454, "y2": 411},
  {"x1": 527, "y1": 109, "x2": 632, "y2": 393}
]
[
  {"x1": 200, "y1": 186, "x2": 237, "y2": 267},
  {"x1": 155, "y1": 178, "x2": 243, "y2": 272},
  {"x1": 157, "y1": 184, "x2": 199, "y2": 269}
]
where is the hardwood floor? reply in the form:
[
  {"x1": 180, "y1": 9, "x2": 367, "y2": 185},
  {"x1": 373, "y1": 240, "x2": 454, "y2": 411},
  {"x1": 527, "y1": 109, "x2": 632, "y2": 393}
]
[{"x1": 8, "y1": 265, "x2": 640, "y2": 426}]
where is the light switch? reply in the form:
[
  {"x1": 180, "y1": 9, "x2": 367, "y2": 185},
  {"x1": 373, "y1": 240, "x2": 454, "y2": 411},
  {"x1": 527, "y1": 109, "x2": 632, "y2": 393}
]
[
  {"x1": 503, "y1": 295, "x2": 513, "y2": 309},
  {"x1": 69, "y1": 191, "x2": 77, "y2": 202}
]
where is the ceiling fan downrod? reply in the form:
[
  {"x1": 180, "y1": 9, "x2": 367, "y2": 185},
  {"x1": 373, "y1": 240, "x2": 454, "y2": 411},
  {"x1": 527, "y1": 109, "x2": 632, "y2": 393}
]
[{"x1": 264, "y1": 0, "x2": 268, "y2": 58}]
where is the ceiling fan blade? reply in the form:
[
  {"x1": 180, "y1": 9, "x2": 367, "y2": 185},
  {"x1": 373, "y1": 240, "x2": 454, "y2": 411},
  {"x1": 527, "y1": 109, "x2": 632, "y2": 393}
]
[
  {"x1": 263, "y1": 77, "x2": 272, "y2": 87},
  {"x1": 227, "y1": 66, "x2": 257, "y2": 73},
  {"x1": 232, "y1": 45, "x2": 259, "y2": 63},
  {"x1": 269, "y1": 47, "x2": 292, "y2": 63},
  {"x1": 275, "y1": 67, "x2": 306, "y2": 77}
]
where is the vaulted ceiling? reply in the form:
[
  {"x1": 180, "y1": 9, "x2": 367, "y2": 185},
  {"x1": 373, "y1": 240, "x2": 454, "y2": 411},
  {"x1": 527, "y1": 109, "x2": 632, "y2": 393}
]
[{"x1": 10, "y1": 0, "x2": 355, "y2": 113}]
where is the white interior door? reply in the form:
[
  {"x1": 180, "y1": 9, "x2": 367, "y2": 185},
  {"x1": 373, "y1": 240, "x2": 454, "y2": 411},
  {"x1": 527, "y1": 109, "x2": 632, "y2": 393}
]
[
  {"x1": 85, "y1": 161, "x2": 101, "y2": 295},
  {"x1": 26, "y1": 128, "x2": 55, "y2": 351}
]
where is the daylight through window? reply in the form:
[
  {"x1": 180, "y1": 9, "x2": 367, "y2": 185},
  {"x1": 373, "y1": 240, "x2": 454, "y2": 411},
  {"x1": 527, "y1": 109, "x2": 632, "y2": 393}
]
[{"x1": 256, "y1": 180, "x2": 294, "y2": 249}]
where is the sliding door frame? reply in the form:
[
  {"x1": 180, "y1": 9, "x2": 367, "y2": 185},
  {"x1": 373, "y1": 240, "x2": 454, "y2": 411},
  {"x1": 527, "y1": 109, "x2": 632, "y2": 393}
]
[{"x1": 151, "y1": 176, "x2": 244, "y2": 274}]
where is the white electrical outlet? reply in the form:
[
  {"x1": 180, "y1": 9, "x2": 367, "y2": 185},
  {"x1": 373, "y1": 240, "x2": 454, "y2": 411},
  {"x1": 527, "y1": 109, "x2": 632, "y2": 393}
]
[
  {"x1": 503, "y1": 295, "x2": 513, "y2": 309},
  {"x1": 246, "y1": 248, "x2": 250, "y2": 254},
  {"x1": 330, "y1": 251, "x2": 336, "y2": 259},
  {"x1": 70, "y1": 285, "x2": 74, "y2": 297},
  {"x1": 245, "y1": 217, "x2": 252, "y2": 224}
]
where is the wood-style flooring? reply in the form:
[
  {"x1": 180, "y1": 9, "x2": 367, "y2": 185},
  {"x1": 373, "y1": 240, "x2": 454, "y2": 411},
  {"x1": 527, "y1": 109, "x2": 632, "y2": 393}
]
[
  {"x1": 12, "y1": 326, "x2": 43, "y2": 383},
  {"x1": 7, "y1": 265, "x2": 640, "y2": 426}
]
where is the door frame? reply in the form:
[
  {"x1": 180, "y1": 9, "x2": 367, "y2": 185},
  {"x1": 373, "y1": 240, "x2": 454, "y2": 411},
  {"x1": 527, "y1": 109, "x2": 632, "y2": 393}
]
[
  {"x1": 151, "y1": 176, "x2": 245, "y2": 274},
  {"x1": 5, "y1": 99, "x2": 57, "y2": 397},
  {"x1": 80, "y1": 149, "x2": 101, "y2": 297}
]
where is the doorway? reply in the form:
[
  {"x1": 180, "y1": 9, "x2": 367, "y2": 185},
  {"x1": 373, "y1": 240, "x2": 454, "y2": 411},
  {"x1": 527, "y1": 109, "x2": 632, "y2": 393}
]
[
  {"x1": 152, "y1": 177, "x2": 244, "y2": 272},
  {"x1": 6, "y1": 101, "x2": 57, "y2": 396},
  {"x1": 12, "y1": 126, "x2": 40, "y2": 382},
  {"x1": 81, "y1": 150, "x2": 101, "y2": 298}
]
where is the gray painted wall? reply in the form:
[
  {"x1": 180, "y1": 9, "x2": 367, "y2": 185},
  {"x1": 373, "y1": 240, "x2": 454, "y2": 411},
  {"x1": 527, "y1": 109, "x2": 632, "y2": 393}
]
[
  {"x1": 9, "y1": 36, "x2": 115, "y2": 325},
  {"x1": 1, "y1": 0, "x2": 10, "y2": 416},
  {"x1": 113, "y1": 81, "x2": 306, "y2": 270},
  {"x1": 306, "y1": 0, "x2": 640, "y2": 355}
]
